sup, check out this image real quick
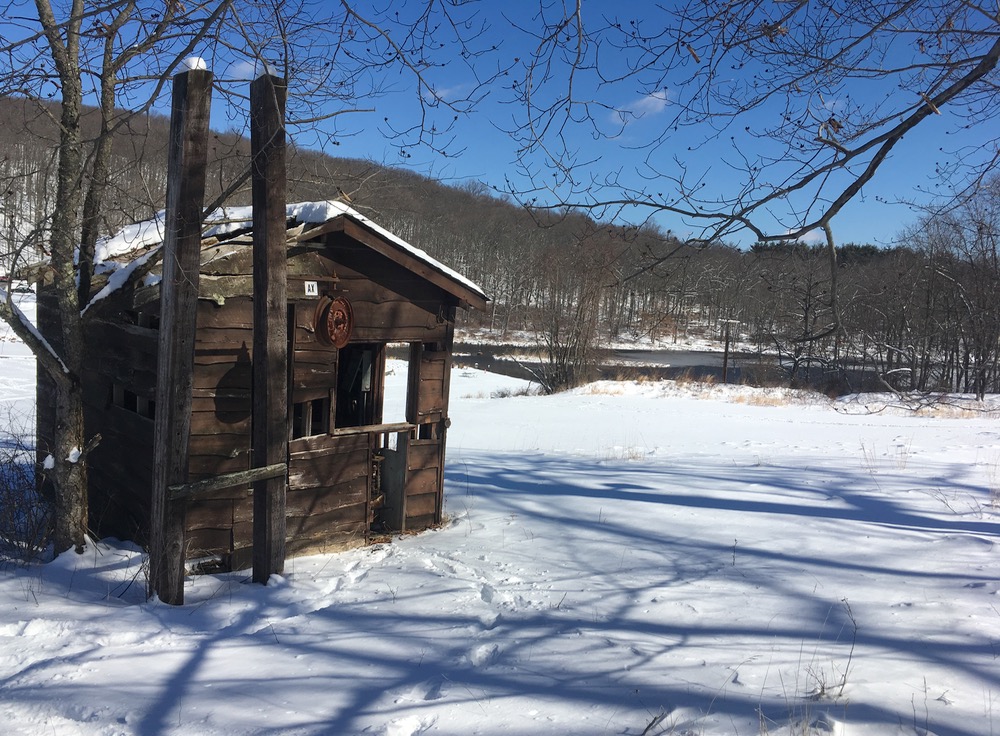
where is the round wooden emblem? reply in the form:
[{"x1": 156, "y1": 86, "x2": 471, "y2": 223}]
[
  {"x1": 315, "y1": 295, "x2": 353, "y2": 348},
  {"x1": 327, "y1": 296, "x2": 354, "y2": 348}
]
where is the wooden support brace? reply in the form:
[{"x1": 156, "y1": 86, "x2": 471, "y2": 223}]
[{"x1": 168, "y1": 463, "x2": 286, "y2": 502}]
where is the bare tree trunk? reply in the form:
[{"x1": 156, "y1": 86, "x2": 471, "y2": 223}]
[{"x1": 38, "y1": 0, "x2": 90, "y2": 553}]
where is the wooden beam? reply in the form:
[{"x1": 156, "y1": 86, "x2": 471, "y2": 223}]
[
  {"x1": 435, "y1": 305, "x2": 457, "y2": 524},
  {"x1": 250, "y1": 74, "x2": 288, "y2": 585},
  {"x1": 149, "y1": 68, "x2": 213, "y2": 606},
  {"x1": 329, "y1": 421, "x2": 417, "y2": 437},
  {"x1": 168, "y1": 462, "x2": 286, "y2": 501}
]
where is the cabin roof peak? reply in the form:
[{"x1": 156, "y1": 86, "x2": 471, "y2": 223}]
[{"x1": 88, "y1": 199, "x2": 488, "y2": 312}]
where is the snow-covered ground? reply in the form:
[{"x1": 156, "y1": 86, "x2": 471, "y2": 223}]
[{"x1": 1, "y1": 293, "x2": 998, "y2": 736}]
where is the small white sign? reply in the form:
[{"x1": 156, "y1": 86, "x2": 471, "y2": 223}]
[{"x1": 304, "y1": 281, "x2": 319, "y2": 297}]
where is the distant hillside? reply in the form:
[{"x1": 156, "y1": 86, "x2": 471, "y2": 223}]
[
  {"x1": 4, "y1": 97, "x2": 995, "y2": 396},
  {"x1": 0, "y1": 95, "x2": 550, "y2": 259},
  {"x1": 0, "y1": 94, "x2": 646, "y2": 309}
]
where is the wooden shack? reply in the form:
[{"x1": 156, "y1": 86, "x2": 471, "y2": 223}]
[{"x1": 37, "y1": 201, "x2": 487, "y2": 570}]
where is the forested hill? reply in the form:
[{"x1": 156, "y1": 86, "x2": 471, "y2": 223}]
[
  {"x1": 2, "y1": 98, "x2": 999, "y2": 396},
  {"x1": 0, "y1": 95, "x2": 679, "y2": 336}
]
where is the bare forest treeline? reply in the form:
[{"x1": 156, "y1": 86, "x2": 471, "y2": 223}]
[{"x1": 2, "y1": 98, "x2": 998, "y2": 396}]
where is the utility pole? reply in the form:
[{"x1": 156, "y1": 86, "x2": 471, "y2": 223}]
[{"x1": 721, "y1": 319, "x2": 740, "y2": 384}]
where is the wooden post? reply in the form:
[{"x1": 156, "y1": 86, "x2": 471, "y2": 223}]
[
  {"x1": 722, "y1": 321, "x2": 731, "y2": 384},
  {"x1": 721, "y1": 319, "x2": 739, "y2": 384},
  {"x1": 435, "y1": 307, "x2": 457, "y2": 524},
  {"x1": 250, "y1": 74, "x2": 288, "y2": 584},
  {"x1": 149, "y1": 69, "x2": 213, "y2": 605}
]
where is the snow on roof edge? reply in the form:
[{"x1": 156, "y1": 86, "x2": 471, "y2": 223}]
[{"x1": 96, "y1": 200, "x2": 486, "y2": 304}]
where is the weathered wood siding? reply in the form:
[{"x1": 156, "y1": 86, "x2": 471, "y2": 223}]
[
  {"x1": 184, "y1": 297, "x2": 253, "y2": 562},
  {"x1": 403, "y1": 341, "x2": 454, "y2": 530},
  {"x1": 285, "y1": 432, "x2": 370, "y2": 557},
  {"x1": 69, "y1": 303, "x2": 159, "y2": 542},
  {"x1": 319, "y1": 233, "x2": 450, "y2": 345},
  {"x1": 71, "y1": 219, "x2": 468, "y2": 570},
  {"x1": 279, "y1": 295, "x2": 373, "y2": 559}
]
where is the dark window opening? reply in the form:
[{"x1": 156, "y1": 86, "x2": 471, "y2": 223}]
[
  {"x1": 336, "y1": 344, "x2": 380, "y2": 428},
  {"x1": 112, "y1": 384, "x2": 155, "y2": 420},
  {"x1": 291, "y1": 395, "x2": 330, "y2": 439},
  {"x1": 122, "y1": 310, "x2": 160, "y2": 330}
]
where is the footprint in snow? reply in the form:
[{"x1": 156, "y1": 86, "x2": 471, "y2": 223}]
[
  {"x1": 396, "y1": 677, "x2": 447, "y2": 703},
  {"x1": 384, "y1": 715, "x2": 437, "y2": 736},
  {"x1": 346, "y1": 569, "x2": 369, "y2": 585},
  {"x1": 424, "y1": 557, "x2": 457, "y2": 576},
  {"x1": 469, "y1": 643, "x2": 500, "y2": 667},
  {"x1": 479, "y1": 583, "x2": 495, "y2": 603},
  {"x1": 321, "y1": 577, "x2": 344, "y2": 595},
  {"x1": 367, "y1": 545, "x2": 394, "y2": 563}
]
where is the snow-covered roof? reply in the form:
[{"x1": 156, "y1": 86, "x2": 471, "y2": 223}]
[{"x1": 88, "y1": 200, "x2": 487, "y2": 311}]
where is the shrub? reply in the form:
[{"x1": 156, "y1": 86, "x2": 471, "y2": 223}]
[{"x1": 0, "y1": 409, "x2": 49, "y2": 563}]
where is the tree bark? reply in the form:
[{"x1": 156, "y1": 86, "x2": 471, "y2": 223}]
[{"x1": 36, "y1": 0, "x2": 89, "y2": 553}]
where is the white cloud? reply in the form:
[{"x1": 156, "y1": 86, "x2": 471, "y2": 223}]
[
  {"x1": 225, "y1": 60, "x2": 258, "y2": 81},
  {"x1": 614, "y1": 89, "x2": 670, "y2": 126},
  {"x1": 425, "y1": 83, "x2": 472, "y2": 104},
  {"x1": 785, "y1": 228, "x2": 826, "y2": 245}
]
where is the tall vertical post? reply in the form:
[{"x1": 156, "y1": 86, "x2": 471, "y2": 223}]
[
  {"x1": 250, "y1": 74, "x2": 288, "y2": 584},
  {"x1": 150, "y1": 69, "x2": 213, "y2": 605},
  {"x1": 722, "y1": 320, "x2": 731, "y2": 384},
  {"x1": 721, "y1": 319, "x2": 739, "y2": 384}
]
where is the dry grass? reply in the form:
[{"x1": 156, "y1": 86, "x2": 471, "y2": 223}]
[
  {"x1": 673, "y1": 368, "x2": 718, "y2": 386},
  {"x1": 731, "y1": 393, "x2": 793, "y2": 407},
  {"x1": 602, "y1": 445, "x2": 650, "y2": 462},
  {"x1": 580, "y1": 383, "x2": 629, "y2": 396},
  {"x1": 986, "y1": 458, "x2": 1000, "y2": 510},
  {"x1": 605, "y1": 367, "x2": 658, "y2": 383}
]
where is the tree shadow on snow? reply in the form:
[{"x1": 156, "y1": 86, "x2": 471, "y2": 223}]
[{"x1": 3, "y1": 449, "x2": 997, "y2": 736}]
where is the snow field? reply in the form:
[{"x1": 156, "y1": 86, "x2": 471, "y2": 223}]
[{"x1": 0, "y1": 295, "x2": 998, "y2": 735}]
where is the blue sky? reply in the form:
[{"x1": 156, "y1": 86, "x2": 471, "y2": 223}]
[
  {"x1": 5, "y1": 1, "x2": 994, "y2": 249},
  {"x1": 267, "y1": 3, "x2": 992, "y2": 250},
  {"x1": 342, "y1": 90, "x2": 958, "y2": 248}
]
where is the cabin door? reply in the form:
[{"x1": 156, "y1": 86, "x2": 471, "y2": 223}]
[{"x1": 385, "y1": 343, "x2": 450, "y2": 530}]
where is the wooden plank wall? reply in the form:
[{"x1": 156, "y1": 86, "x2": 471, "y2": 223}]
[
  {"x1": 284, "y1": 299, "x2": 370, "y2": 556},
  {"x1": 285, "y1": 433, "x2": 370, "y2": 556},
  {"x1": 402, "y1": 438, "x2": 443, "y2": 529},
  {"x1": 185, "y1": 298, "x2": 253, "y2": 563},
  {"x1": 77, "y1": 301, "x2": 250, "y2": 562},
  {"x1": 403, "y1": 345, "x2": 452, "y2": 530},
  {"x1": 288, "y1": 299, "x2": 338, "y2": 394},
  {"x1": 316, "y1": 235, "x2": 450, "y2": 345},
  {"x1": 80, "y1": 311, "x2": 159, "y2": 542}
]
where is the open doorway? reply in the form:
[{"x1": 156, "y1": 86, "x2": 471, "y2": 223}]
[{"x1": 381, "y1": 342, "x2": 410, "y2": 428}]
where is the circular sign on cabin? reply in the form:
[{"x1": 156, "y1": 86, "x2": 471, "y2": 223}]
[{"x1": 314, "y1": 295, "x2": 354, "y2": 348}]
